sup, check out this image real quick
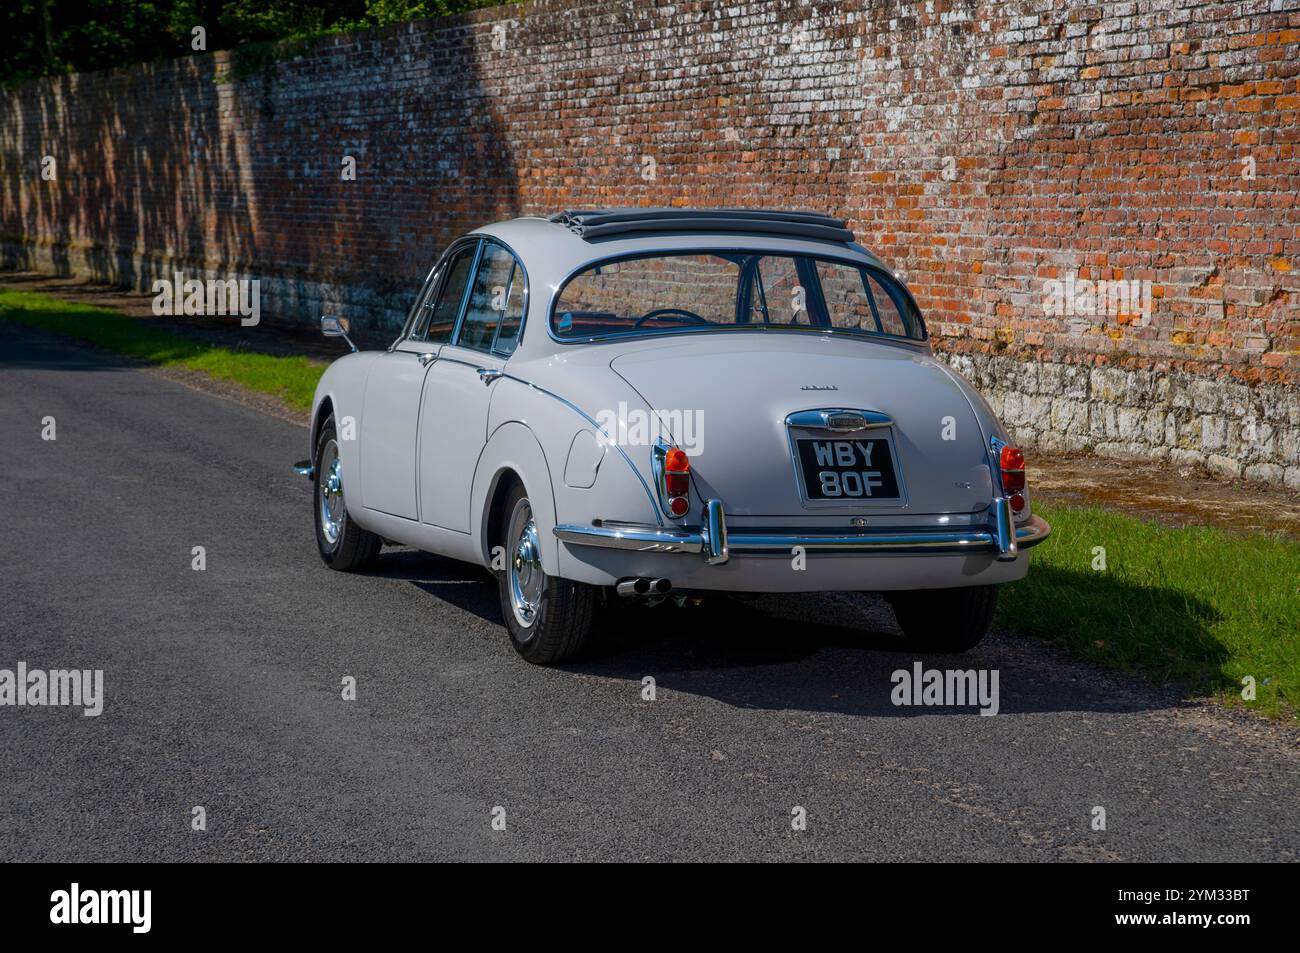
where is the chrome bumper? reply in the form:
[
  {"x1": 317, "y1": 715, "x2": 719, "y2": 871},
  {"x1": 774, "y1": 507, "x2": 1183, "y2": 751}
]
[{"x1": 553, "y1": 498, "x2": 1050, "y2": 566}]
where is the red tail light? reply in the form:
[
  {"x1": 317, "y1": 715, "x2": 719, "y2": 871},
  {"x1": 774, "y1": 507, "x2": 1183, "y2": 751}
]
[
  {"x1": 999, "y1": 445, "x2": 1026, "y2": 505},
  {"x1": 664, "y1": 448, "x2": 690, "y2": 496},
  {"x1": 657, "y1": 445, "x2": 691, "y2": 518}
]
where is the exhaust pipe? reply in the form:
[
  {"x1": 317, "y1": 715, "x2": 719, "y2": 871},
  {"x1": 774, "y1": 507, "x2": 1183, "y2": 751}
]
[
  {"x1": 616, "y1": 577, "x2": 652, "y2": 597},
  {"x1": 615, "y1": 577, "x2": 673, "y2": 598}
]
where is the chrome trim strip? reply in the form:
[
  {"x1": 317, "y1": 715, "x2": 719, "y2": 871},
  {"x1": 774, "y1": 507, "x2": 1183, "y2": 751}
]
[
  {"x1": 554, "y1": 522, "x2": 704, "y2": 553},
  {"x1": 554, "y1": 513, "x2": 1052, "y2": 557},
  {"x1": 989, "y1": 434, "x2": 1009, "y2": 495},
  {"x1": 702, "y1": 499, "x2": 729, "y2": 565},
  {"x1": 1014, "y1": 514, "x2": 1051, "y2": 548},
  {"x1": 502, "y1": 374, "x2": 664, "y2": 527},
  {"x1": 785, "y1": 408, "x2": 892, "y2": 432},
  {"x1": 993, "y1": 496, "x2": 1018, "y2": 561},
  {"x1": 727, "y1": 530, "x2": 996, "y2": 553}
]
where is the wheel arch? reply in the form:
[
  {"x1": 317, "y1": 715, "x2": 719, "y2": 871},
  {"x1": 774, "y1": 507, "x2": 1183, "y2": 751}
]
[
  {"x1": 311, "y1": 395, "x2": 335, "y2": 464},
  {"x1": 470, "y1": 421, "x2": 560, "y2": 575}
]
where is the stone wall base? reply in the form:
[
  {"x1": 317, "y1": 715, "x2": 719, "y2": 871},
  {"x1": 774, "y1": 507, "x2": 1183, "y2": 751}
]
[{"x1": 941, "y1": 351, "x2": 1300, "y2": 491}]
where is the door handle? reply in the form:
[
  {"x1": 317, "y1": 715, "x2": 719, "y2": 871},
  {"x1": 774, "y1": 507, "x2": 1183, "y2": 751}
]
[
  {"x1": 417, "y1": 352, "x2": 437, "y2": 367},
  {"x1": 477, "y1": 368, "x2": 504, "y2": 385}
]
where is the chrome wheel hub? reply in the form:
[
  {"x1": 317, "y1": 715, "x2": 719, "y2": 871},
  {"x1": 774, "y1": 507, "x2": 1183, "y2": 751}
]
[
  {"x1": 508, "y1": 502, "x2": 544, "y2": 628},
  {"x1": 318, "y1": 440, "x2": 345, "y2": 546}
]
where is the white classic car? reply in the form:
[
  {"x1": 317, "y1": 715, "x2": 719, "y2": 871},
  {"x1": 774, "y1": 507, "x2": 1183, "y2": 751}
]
[{"x1": 295, "y1": 209, "x2": 1049, "y2": 663}]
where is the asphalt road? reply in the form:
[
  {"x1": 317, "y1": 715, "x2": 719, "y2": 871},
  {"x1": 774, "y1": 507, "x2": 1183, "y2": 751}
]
[{"x1": 2, "y1": 320, "x2": 1297, "y2": 862}]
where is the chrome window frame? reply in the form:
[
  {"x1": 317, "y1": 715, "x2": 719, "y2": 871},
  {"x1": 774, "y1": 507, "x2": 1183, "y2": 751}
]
[
  {"x1": 545, "y1": 247, "x2": 929, "y2": 346},
  {"x1": 453, "y1": 238, "x2": 531, "y2": 357},
  {"x1": 447, "y1": 239, "x2": 486, "y2": 346},
  {"x1": 396, "y1": 237, "x2": 482, "y2": 347},
  {"x1": 395, "y1": 234, "x2": 531, "y2": 355},
  {"x1": 394, "y1": 263, "x2": 440, "y2": 347}
]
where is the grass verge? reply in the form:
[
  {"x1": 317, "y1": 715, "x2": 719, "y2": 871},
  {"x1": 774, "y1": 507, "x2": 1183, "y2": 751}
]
[
  {"x1": 1000, "y1": 504, "x2": 1300, "y2": 719},
  {"x1": 0, "y1": 288, "x2": 324, "y2": 411}
]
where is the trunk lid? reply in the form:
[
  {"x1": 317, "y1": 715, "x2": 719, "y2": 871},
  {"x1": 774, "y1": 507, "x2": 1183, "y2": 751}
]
[{"x1": 609, "y1": 333, "x2": 994, "y2": 517}]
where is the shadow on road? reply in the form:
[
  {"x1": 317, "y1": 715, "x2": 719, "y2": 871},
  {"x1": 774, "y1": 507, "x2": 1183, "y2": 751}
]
[{"x1": 374, "y1": 548, "x2": 1201, "y2": 720}]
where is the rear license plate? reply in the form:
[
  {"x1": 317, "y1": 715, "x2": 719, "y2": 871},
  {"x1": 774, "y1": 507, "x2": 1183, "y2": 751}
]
[{"x1": 795, "y1": 437, "x2": 901, "y2": 500}]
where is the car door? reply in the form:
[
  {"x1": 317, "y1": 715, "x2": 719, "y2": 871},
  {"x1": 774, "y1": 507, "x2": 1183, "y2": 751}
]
[
  {"x1": 417, "y1": 240, "x2": 525, "y2": 532},
  {"x1": 359, "y1": 241, "x2": 476, "y2": 519}
]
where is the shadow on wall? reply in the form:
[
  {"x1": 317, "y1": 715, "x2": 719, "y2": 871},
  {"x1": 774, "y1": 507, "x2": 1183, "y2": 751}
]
[{"x1": 0, "y1": 16, "x2": 521, "y2": 338}]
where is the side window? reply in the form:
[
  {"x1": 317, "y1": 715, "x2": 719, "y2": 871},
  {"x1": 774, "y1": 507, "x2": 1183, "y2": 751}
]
[
  {"x1": 816, "y1": 261, "x2": 878, "y2": 332},
  {"x1": 458, "y1": 242, "x2": 524, "y2": 354},
  {"x1": 864, "y1": 272, "x2": 909, "y2": 337},
  {"x1": 748, "y1": 256, "x2": 812, "y2": 325},
  {"x1": 492, "y1": 263, "x2": 525, "y2": 355},
  {"x1": 420, "y1": 245, "x2": 477, "y2": 344}
]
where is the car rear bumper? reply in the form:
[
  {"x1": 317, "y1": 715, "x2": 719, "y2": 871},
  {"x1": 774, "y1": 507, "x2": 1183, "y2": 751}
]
[{"x1": 553, "y1": 498, "x2": 1050, "y2": 565}]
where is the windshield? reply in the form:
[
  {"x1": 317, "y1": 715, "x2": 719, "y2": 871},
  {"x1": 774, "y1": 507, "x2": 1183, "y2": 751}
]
[{"x1": 550, "y1": 251, "x2": 925, "y2": 342}]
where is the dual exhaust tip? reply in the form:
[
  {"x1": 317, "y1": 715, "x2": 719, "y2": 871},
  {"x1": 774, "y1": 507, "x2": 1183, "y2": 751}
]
[{"x1": 616, "y1": 577, "x2": 672, "y2": 598}]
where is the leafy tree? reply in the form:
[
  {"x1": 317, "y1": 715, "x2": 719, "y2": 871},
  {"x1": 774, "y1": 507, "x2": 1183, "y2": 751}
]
[{"x1": 1, "y1": 0, "x2": 508, "y2": 85}]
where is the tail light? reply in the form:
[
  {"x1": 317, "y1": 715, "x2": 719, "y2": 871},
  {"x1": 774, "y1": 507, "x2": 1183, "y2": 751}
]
[
  {"x1": 654, "y1": 443, "x2": 692, "y2": 518},
  {"x1": 999, "y1": 444, "x2": 1026, "y2": 512}
]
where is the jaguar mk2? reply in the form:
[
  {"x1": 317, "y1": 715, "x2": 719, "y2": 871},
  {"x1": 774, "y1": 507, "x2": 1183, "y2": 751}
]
[{"x1": 296, "y1": 209, "x2": 1050, "y2": 663}]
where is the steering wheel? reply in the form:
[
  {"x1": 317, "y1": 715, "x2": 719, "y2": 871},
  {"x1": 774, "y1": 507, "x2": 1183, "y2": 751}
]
[{"x1": 633, "y1": 308, "x2": 710, "y2": 328}]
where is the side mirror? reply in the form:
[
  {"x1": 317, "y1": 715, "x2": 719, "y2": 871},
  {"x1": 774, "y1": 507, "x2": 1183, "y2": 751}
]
[{"x1": 321, "y1": 315, "x2": 357, "y2": 352}]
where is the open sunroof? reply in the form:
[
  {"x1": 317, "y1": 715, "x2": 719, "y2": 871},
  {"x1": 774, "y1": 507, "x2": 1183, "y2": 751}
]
[{"x1": 548, "y1": 208, "x2": 855, "y2": 244}]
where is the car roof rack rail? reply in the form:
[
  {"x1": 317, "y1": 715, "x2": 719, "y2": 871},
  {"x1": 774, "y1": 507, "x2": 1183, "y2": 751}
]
[{"x1": 547, "y1": 208, "x2": 856, "y2": 243}]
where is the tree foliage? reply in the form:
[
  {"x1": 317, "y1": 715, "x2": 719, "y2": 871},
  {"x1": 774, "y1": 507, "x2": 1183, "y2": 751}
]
[{"x1": 1, "y1": 0, "x2": 508, "y2": 85}]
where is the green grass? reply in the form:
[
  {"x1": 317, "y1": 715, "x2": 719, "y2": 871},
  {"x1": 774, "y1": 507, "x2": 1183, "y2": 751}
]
[
  {"x1": 4, "y1": 286, "x2": 1297, "y2": 718},
  {"x1": 0, "y1": 288, "x2": 324, "y2": 411},
  {"x1": 1000, "y1": 504, "x2": 1300, "y2": 719}
]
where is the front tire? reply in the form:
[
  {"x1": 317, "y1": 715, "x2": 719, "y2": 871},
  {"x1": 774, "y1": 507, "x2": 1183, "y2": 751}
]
[
  {"x1": 313, "y1": 416, "x2": 382, "y2": 571},
  {"x1": 496, "y1": 483, "x2": 598, "y2": 664},
  {"x1": 888, "y1": 585, "x2": 998, "y2": 652}
]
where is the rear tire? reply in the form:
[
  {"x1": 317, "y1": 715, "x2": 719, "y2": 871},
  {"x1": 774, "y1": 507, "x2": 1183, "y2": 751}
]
[
  {"x1": 496, "y1": 483, "x2": 598, "y2": 664},
  {"x1": 314, "y1": 416, "x2": 382, "y2": 571},
  {"x1": 889, "y1": 585, "x2": 998, "y2": 652}
]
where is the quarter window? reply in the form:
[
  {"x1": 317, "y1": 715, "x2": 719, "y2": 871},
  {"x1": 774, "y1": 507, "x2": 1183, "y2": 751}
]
[
  {"x1": 815, "y1": 261, "x2": 878, "y2": 332},
  {"x1": 493, "y1": 264, "x2": 525, "y2": 355},
  {"x1": 420, "y1": 244, "x2": 477, "y2": 344},
  {"x1": 748, "y1": 256, "x2": 812, "y2": 325},
  {"x1": 457, "y1": 241, "x2": 525, "y2": 355}
]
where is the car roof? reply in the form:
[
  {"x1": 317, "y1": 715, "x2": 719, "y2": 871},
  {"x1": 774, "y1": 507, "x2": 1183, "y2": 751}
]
[{"x1": 470, "y1": 213, "x2": 890, "y2": 289}]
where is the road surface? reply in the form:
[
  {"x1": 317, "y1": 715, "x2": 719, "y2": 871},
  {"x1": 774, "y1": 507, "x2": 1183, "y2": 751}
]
[{"x1": 1, "y1": 320, "x2": 1296, "y2": 861}]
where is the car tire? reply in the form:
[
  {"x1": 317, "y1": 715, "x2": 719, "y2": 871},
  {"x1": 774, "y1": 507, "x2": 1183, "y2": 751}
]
[
  {"x1": 888, "y1": 585, "x2": 998, "y2": 652},
  {"x1": 313, "y1": 415, "x2": 382, "y2": 571},
  {"x1": 496, "y1": 482, "x2": 598, "y2": 664}
]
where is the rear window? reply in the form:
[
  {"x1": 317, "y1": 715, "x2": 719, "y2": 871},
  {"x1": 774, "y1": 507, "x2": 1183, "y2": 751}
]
[{"x1": 551, "y1": 251, "x2": 924, "y2": 341}]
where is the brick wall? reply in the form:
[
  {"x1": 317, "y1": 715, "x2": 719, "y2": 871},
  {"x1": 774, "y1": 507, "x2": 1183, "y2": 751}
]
[{"x1": 1, "y1": 0, "x2": 1297, "y2": 484}]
